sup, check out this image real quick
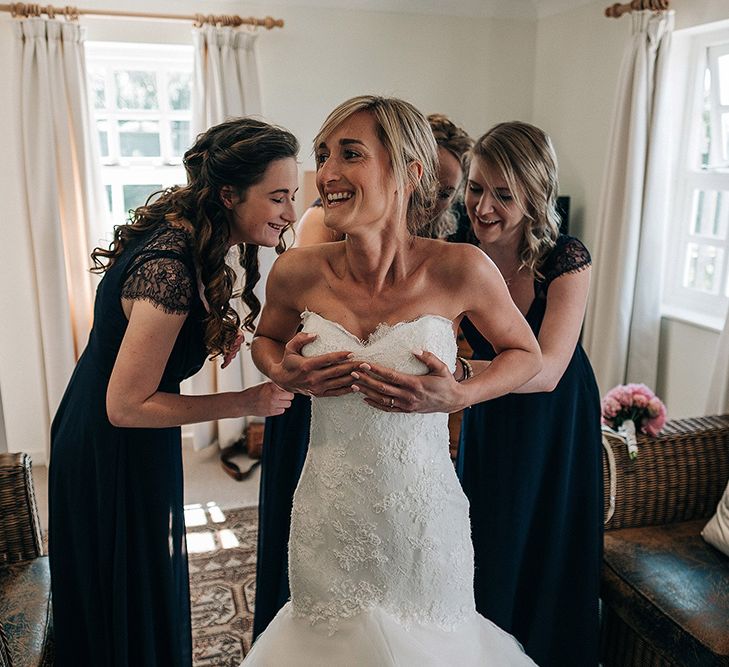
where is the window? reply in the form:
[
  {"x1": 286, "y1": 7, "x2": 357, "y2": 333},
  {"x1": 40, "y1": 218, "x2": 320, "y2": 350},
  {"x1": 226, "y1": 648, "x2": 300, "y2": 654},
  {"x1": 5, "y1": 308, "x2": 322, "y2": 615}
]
[
  {"x1": 85, "y1": 42, "x2": 193, "y2": 232},
  {"x1": 664, "y1": 29, "x2": 729, "y2": 327}
]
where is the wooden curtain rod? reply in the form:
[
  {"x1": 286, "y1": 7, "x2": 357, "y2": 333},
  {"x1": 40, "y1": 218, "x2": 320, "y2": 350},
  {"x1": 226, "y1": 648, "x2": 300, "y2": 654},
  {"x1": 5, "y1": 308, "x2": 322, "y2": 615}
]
[
  {"x1": 0, "y1": 3, "x2": 284, "y2": 28},
  {"x1": 604, "y1": 0, "x2": 669, "y2": 18}
]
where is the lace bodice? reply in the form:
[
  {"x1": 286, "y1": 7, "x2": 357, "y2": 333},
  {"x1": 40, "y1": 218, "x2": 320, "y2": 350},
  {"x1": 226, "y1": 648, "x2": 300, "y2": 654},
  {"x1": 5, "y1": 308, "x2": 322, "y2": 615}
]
[{"x1": 288, "y1": 311, "x2": 475, "y2": 634}]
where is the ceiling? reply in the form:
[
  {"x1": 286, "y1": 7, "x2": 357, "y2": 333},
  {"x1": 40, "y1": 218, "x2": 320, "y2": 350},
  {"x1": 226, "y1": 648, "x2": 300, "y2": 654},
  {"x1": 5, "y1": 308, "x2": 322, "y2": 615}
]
[{"x1": 237, "y1": 0, "x2": 600, "y2": 20}]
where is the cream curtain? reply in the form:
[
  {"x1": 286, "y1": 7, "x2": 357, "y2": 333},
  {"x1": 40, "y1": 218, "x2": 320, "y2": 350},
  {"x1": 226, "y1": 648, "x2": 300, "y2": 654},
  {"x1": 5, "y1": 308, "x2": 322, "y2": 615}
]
[
  {"x1": 186, "y1": 24, "x2": 271, "y2": 450},
  {"x1": 583, "y1": 10, "x2": 674, "y2": 393},
  {"x1": 707, "y1": 316, "x2": 729, "y2": 414},
  {"x1": 6, "y1": 18, "x2": 106, "y2": 462}
]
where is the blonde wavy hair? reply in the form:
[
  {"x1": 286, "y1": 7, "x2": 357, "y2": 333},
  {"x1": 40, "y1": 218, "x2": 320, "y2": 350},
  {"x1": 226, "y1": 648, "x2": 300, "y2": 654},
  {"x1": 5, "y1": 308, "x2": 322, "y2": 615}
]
[
  {"x1": 313, "y1": 95, "x2": 438, "y2": 235},
  {"x1": 470, "y1": 121, "x2": 560, "y2": 277}
]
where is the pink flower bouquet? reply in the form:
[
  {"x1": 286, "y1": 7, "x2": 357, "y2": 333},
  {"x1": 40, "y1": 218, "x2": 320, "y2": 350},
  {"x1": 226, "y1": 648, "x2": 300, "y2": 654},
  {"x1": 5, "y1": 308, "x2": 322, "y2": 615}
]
[{"x1": 601, "y1": 384, "x2": 667, "y2": 459}]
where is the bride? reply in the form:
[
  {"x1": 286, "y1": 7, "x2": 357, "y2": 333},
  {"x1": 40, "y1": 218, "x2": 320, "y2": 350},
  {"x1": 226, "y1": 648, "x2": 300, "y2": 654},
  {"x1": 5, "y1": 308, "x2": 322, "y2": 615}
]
[{"x1": 246, "y1": 96, "x2": 542, "y2": 666}]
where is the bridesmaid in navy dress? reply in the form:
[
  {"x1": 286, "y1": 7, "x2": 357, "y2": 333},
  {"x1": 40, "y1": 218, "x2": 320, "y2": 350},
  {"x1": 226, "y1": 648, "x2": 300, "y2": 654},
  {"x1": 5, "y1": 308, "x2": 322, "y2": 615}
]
[
  {"x1": 456, "y1": 122, "x2": 602, "y2": 666},
  {"x1": 252, "y1": 114, "x2": 474, "y2": 639},
  {"x1": 49, "y1": 118, "x2": 296, "y2": 666}
]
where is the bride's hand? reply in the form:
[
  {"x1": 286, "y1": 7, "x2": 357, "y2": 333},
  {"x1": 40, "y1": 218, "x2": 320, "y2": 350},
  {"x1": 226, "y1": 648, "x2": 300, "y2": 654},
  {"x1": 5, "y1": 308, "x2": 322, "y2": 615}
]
[
  {"x1": 350, "y1": 350, "x2": 468, "y2": 413},
  {"x1": 271, "y1": 331, "x2": 361, "y2": 397}
]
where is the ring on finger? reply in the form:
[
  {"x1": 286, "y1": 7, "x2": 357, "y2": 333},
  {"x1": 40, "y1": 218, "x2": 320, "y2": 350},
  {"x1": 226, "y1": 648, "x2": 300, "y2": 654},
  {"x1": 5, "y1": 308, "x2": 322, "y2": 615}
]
[{"x1": 389, "y1": 397, "x2": 395, "y2": 408}]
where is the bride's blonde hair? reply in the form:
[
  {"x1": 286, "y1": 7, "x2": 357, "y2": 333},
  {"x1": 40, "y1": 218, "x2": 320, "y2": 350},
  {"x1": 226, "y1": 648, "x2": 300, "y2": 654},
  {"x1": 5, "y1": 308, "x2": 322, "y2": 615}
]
[{"x1": 313, "y1": 95, "x2": 438, "y2": 235}]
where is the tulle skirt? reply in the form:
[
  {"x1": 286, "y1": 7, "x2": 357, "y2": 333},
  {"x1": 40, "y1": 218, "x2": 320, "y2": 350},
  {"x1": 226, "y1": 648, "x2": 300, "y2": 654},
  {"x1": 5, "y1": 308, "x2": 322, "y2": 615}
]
[{"x1": 242, "y1": 602, "x2": 536, "y2": 666}]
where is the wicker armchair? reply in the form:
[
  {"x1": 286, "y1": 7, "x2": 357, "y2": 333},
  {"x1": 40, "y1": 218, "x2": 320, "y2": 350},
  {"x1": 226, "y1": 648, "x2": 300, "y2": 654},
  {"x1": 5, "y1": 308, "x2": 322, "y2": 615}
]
[
  {"x1": 0, "y1": 453, "x2": 53, "y2": 667},
  {"x1": 601, "y1": 415, "x2": 729, "y2": 666}
]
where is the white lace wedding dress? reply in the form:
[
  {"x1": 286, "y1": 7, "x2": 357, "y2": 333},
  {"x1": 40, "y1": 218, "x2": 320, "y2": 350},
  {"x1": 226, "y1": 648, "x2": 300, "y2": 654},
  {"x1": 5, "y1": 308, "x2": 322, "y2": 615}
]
[{"x1": 243, "y1": 311, "x2": 535, "y2": 666}]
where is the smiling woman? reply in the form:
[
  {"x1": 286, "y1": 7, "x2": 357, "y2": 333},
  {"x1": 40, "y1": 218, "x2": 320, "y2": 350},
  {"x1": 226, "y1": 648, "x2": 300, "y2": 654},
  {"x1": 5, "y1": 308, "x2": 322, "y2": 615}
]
[
  {"x1": 223, "y1": 158, "x2": 298, "y2": 248},
  {"x1": 244, "y1": 95, "x2": 541, "y2": 666},
  {"x1": 457, "y1": 122, "x2": 602, "y2": 667},
  {"x1": 47, "y1": 117, "x2": 297, "y2": 667},
  {"x1": 252, "y1": 109, "x2": 475, "y2": 642}
]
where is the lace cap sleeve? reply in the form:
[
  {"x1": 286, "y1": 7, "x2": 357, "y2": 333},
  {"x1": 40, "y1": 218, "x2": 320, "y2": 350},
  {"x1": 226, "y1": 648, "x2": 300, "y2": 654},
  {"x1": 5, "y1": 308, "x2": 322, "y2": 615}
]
[
  {"x1": 121, "y1": 226, "x2": 195, "y2": 315},
  {"x1": 542, "y1": 235, "x2": 591, "y2": 284},
  {"x1": 121, "y1": 255, "x2": 194, "y2": 315}
]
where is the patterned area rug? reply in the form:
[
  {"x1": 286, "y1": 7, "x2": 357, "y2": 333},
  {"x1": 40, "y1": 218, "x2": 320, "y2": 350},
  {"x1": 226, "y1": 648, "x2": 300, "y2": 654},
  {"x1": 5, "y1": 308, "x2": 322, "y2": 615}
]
[{"x1": 187, "y1": 505, "x2": 258, "y2": 666}]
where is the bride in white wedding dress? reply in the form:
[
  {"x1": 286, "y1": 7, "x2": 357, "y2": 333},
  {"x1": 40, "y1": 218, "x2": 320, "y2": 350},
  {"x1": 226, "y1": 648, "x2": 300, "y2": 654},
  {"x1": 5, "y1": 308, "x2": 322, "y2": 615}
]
[{"x1": 246, "y1": 96, "x2": 542, "y2": 666}]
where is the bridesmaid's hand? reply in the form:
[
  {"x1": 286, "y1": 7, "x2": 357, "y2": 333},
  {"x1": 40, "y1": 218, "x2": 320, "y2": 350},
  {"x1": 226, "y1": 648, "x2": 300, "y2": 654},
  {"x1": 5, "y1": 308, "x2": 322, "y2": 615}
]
[
  {"x1": 270, "y1": 332, "x2": 360, "y2": 397},
  {"x1": 234, "y1": 381, "x2": 294, "y2": 417},
  {"x1": 350, "y1": 351, "x2": 469, "y2": 414}
]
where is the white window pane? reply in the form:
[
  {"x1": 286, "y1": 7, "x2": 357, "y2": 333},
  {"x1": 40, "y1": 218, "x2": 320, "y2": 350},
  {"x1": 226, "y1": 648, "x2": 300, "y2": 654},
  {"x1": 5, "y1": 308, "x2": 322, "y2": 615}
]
[
  {"x1": 123, "y1": 184, "x2": 163, "y2": 215},
  {"x1": 171, "y1": 120, "x2": 190, "y2": 157},
  {"x1": 722, "y1": 112, "x2": 729, "y2": 163},
  {"x1": 683, "y1": 242, "x2": 724, "y2": 294},
  {"x1": 690, "y1": 189, "x2": 729, "y2": 239},
  {"x1": 700, "y1": 66, "x2": 712, "y2": 168},
  {"x1": 104, "y1": 185, "x2": 112, "y2": 213},
  {"x1": 119, "y1": 120, "x2": 160, "y2": 157},
  {"x1": 115, "y1": 70, "x2": 158, "y2": 110},
  {"x1": 168, "y1": 72, "x2": 191, "y2": 110},
  {"x1": 719, "y1": 53, "x2": 729, "y2": 106},
  {"x1": 97, "y1": 120, "x2": 109, "y2": 157},
  {"x1": 88, "y1": 66, "x2": 106, "y2": 109}
]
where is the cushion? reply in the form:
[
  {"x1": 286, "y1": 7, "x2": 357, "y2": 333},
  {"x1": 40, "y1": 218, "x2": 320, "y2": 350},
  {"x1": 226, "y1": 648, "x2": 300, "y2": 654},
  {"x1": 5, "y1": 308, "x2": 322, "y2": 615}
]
[
  {"x1": 603, "y1": 520, "x2": 729, "y2": 665},
  {"x1": 0, "y1": 556, "x2": 52, "y2": 667},
  {"x1": 702, "y1": 480, "x2": 729, "y2": 557}
]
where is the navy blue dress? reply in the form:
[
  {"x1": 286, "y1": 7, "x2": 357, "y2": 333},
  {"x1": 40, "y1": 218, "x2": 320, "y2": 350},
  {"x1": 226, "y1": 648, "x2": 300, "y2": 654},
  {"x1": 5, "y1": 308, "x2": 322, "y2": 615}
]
[
  {"x1": 49, "y1": 223, "x2": 207, "y2": 666},
  {"x1": 457, "y1": 235, "x2": 603, "y2": 667},
  {"x1": 252, "y1": 393, "x2": 311, "y2": 639}
]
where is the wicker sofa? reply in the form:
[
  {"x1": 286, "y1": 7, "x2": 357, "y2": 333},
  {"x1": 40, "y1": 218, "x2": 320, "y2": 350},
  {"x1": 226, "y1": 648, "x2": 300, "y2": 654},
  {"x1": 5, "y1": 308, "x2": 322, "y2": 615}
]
[
  {"x1": 600, "y1": 414, "x2": 729, "y2": 666},
  {"x1": 0, "y1": 453, "x2": 52, "y2": 667}
]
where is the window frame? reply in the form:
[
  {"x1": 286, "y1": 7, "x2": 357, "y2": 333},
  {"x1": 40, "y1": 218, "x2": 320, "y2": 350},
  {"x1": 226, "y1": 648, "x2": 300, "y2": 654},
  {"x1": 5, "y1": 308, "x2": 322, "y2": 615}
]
[{"x1": 663, "y1": 27, "x2": 729, "y2": 328}]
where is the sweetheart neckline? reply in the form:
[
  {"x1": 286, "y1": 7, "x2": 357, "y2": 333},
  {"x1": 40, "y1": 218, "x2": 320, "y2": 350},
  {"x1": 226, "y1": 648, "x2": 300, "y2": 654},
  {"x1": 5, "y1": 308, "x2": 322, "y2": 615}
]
[{"x1": 301, "y1": 310, "x2": 455, "y2": 347}]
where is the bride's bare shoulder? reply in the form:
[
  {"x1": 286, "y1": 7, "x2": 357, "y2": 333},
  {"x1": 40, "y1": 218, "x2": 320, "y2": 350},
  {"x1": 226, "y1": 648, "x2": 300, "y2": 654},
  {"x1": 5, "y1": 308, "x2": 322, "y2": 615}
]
[
  {"x1": 269, "y1": 242, "x2": 343, "y2": 284},
  {"x1": 422, "y1": 240, "x2": 493, "y2": 280}
]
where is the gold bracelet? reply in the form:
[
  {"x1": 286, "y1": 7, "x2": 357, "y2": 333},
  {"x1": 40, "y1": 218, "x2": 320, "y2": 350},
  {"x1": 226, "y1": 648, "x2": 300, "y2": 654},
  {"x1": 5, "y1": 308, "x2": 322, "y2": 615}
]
[{"x1": 457, "y1": 356, "x2": 473, "y2": 382}]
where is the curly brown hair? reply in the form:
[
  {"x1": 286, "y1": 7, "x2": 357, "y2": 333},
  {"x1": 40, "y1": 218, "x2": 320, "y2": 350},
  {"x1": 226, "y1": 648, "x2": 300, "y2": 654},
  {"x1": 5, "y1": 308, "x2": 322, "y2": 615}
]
[{"x1": 91, "y1": 117, "x2": 299, "y2": 359}]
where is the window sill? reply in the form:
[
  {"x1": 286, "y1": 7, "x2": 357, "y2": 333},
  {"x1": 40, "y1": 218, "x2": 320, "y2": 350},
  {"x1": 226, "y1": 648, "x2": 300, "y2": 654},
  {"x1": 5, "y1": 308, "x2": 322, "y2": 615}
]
[{"x1": 661, "y1": 305, "x2": 725, "y2": 333}]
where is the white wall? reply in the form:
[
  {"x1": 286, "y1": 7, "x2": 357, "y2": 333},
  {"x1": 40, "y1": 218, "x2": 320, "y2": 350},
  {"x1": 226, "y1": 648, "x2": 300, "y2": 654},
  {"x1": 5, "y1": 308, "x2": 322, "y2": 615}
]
[
  {"x1": 0, "y1": 386, "x2": 7, "y2": 454},
  {"x1": 532, "y1": 1, "x2": 628, "y2": 250},
  {"x1": 532, "y1": 0, "x2": 729, "y2": 418}
]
